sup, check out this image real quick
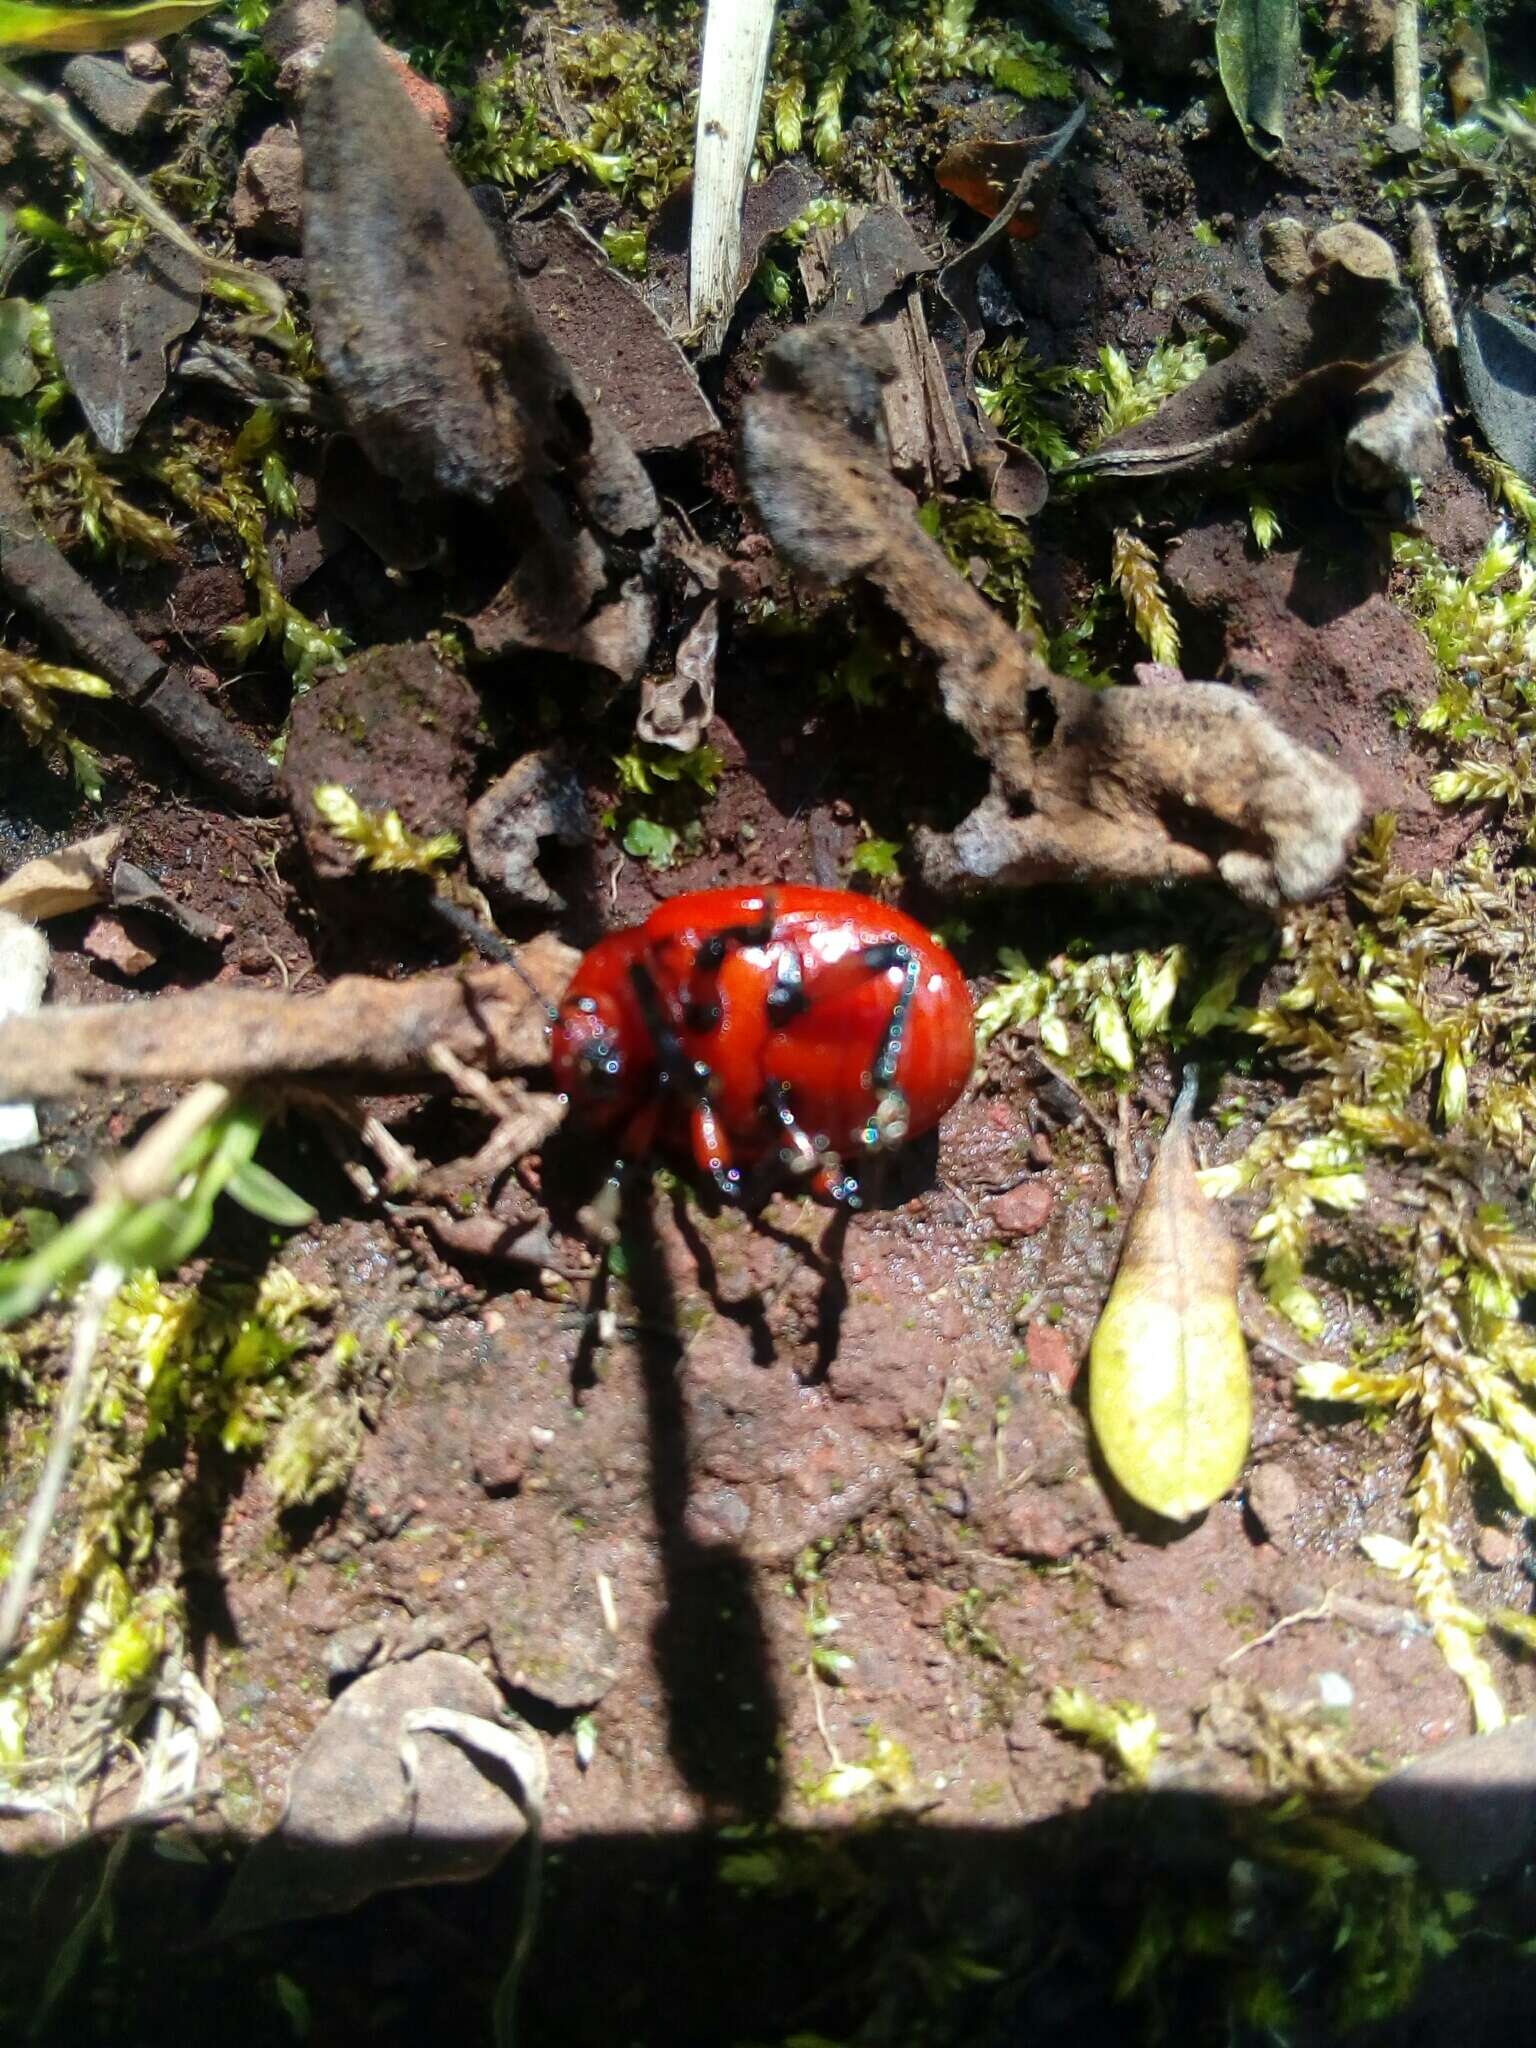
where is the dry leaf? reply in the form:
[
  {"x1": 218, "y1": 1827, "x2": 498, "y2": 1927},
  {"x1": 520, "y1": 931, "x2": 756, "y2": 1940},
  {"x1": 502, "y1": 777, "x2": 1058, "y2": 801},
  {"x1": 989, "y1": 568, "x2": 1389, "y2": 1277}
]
[
  {"x1": 1089, "y1": 1070, "x2": 1251, "y2": 1522},
  {"x1": 0, "y1": 827, "x2": 122, "y2": 921}
]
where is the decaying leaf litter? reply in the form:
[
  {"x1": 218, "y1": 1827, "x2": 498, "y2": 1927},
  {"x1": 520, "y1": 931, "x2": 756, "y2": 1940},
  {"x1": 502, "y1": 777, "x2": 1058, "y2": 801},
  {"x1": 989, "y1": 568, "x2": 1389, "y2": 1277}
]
[{"x1": 2, "y1": 0, "x2": 1536, "y2": 2038}]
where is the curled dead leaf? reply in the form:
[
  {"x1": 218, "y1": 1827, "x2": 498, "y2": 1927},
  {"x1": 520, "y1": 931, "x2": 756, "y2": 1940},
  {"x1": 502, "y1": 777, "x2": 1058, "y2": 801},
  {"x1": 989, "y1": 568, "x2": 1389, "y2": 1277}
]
[
  {"x1": 1089, "y1": 1070, "x2": 1252, "y2": 1523},
  {"x1": 0, "y1": 827, "x2": 123, "y2": 921}
]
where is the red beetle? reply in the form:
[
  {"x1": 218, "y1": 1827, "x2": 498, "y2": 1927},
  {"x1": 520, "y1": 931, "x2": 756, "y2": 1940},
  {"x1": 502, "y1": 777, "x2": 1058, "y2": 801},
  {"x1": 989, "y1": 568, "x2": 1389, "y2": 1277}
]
[{"x1": 551, "y1": 885, "x2": 975, "y2": 1206}]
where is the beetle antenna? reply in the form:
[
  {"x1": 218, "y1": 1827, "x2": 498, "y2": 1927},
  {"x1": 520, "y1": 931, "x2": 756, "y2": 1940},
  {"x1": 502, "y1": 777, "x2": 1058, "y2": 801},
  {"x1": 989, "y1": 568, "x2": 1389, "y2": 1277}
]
[{"x1": 427, "y1": 895, "x2": 560, "y2": 1022}]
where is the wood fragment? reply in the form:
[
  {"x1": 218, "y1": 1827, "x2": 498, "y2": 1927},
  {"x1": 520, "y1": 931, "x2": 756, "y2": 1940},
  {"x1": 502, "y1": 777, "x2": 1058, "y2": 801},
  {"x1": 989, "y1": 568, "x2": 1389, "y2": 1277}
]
[
  {"x1": 741, "y1": 325, "x2": 1362, "y2": 907},
  {"x1": 688, "y1": 0, "x2": 777, "y2": 355},
  {"x1": 0, "y1": 935, "x2": 578, "y2": 1099}
]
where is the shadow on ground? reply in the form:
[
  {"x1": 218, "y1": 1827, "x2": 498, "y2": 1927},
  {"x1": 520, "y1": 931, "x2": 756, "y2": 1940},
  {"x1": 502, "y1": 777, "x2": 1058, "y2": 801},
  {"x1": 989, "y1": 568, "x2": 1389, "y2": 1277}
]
[{"x1": 2, "y1": 1789, "x2": 1535, "y2": 2047}]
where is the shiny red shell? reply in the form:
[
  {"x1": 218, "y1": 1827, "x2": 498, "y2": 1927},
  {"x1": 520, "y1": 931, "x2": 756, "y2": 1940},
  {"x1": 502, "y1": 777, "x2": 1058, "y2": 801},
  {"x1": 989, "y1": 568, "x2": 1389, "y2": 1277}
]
[{"x1": 550, "y1": 885, "x2": 975, "y2": 1189}]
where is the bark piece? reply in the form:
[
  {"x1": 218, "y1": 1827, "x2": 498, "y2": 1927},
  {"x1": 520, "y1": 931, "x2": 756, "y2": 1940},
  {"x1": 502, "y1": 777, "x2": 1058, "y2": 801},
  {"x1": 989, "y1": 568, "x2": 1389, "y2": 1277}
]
[
  {"x1": 467, "y1": 748, "x2": 591, "y2": 916},
  {"x1": 1076, "y1": 223, "x2": 1443, "y2": 516},
  {"x1": 0, "y1": 934, "x2": 577, "y2": 1099},
  {"x1": 0, "y1": 828, "x2": 122, "y2": 921},
  {"x1": 302, "y1": 13, "x2": 657, "y2": 683},
  {"x1": 302, "y1": 11, "x2": 655, "y2": 536},
  {"x1": 811, "y1": 193, "x2": 966, "y2": 495},
  {"x1": 504, "y1": 209, "x2": 719, "y2": 455},
  {"x1": 741, "y1": 325, "x2": 1360, "y2": 908}
]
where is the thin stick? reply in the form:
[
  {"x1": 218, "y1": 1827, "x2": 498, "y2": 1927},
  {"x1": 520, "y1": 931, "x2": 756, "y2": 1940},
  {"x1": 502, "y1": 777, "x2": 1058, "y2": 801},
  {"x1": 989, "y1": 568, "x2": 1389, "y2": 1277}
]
[
  {"x1": 1391, "y1": 0, "x2": 1421, "y2": 134},
  {"x1": 1391, "y1": 3, "x2": 1458, "y2": 359},
  {"x1": 688, "y1": 0, "x2": 777, "y2": 354},
  {"x1": 1409, "y1": 201, "x2": 1458, "y2": 355},
  {"x1": 0, "y1": 62, "x2": 286, "y2": 327},
  {"x1": 0, "y1": 1259, "x2": 123, "y2": 1668}
]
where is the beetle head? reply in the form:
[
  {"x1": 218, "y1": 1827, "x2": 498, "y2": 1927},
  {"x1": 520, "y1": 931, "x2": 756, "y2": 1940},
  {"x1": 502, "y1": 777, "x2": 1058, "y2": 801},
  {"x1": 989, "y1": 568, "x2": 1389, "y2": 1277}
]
[{"x1": 551, "y1": 991, "x2": 637, "y2": 1123}]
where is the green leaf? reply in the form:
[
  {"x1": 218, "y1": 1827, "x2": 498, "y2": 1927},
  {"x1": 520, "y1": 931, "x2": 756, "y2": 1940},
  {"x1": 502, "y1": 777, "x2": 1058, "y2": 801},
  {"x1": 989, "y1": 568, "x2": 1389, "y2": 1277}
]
[
  {"x1": 0, "y1": 0, "x2": 215, "y2": 53},
  {"x1": 622, "y1": 815, "x2": 679, "y2": 867},
  {"x1": 849, "y1": 837, "x2": 902, "y2": 881},
  {"x1": 227, "y1": 1158, "x2": 318, "y2": 1229},
  {"x1": 1215, "y1": 0, "x2": 1301, "y2": 158}
]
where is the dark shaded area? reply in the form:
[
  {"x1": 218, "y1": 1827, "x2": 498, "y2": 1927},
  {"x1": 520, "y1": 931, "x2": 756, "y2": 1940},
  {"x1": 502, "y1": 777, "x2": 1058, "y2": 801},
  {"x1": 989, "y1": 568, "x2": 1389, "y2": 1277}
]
[
  {"x1": 3, "y1": 1792, "x2": 1535, "y2": 2047},
  {"x1": 613, "y1": 1173, "x2": 786, "y2": 1820}
]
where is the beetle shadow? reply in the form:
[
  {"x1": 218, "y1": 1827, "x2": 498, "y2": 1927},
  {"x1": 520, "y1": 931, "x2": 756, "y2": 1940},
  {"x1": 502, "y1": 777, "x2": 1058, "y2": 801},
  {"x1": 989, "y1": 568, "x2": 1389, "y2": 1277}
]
[{"x1": 575, "y1": 1175, "x2": 787, "y2": 1821}]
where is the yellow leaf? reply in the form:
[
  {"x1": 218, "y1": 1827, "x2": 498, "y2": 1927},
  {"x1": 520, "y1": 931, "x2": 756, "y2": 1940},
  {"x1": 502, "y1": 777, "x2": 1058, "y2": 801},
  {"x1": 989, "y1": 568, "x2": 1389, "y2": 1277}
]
[
  {"x1": 1088, "y1": 1069, "x2": 1251, "y2": 1521},
  {"x1": 0, "y1": 0, "x2": 214, "y2": 54}
]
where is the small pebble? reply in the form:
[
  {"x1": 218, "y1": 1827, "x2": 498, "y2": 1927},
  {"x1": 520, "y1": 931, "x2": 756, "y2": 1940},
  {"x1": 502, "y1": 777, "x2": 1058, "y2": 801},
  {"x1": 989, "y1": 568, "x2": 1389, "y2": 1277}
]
[
  {"x1": 1025, "y1": 1319, "x2": 1077, "y2": 1393},
  {"x1": 992, "y1": 1179, "x2": 1054, "y2": 1238},
  {"x1": 1475, "y1": 1523, "x2": 1520, "y2": 1571}
]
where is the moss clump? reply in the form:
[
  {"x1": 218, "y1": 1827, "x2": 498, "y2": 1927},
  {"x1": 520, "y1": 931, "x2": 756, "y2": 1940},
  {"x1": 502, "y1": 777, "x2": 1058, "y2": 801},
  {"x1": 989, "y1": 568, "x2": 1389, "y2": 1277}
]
[
  {"x1": 764, "y1": 0, "x2": 1073, "y2": 169},
  {"x1": 312, "y1": 785, "x2": 462, "y2": 876},
  {"x1": 604, "y1": 740, "x2": 725, "y2": 868},
  {"x1": 0, "y1": 1263, "x2": 339, "y2": 1782},
  {"x1": 0, "y1": 649, "x2": 112, "y2": 798}
]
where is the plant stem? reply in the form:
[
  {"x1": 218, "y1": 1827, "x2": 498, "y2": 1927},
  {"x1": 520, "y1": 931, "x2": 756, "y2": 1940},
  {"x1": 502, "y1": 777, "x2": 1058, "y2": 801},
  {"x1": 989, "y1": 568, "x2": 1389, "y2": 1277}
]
[
  {"x1": 0, "y1": 1259, "x2": 122, "y2": 1668},
  {"x1": 0, "y1": 61, "x2": 286, "y2": 326}
]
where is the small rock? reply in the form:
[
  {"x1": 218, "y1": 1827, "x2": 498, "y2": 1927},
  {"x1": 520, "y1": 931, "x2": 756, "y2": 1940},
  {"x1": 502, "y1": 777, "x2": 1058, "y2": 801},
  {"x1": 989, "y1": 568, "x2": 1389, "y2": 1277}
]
[
  {"x1": 121, "y1": 41, "x2": 170, "y2": 80},
  {"x1": 488, "y1": 1542, "x2": 621, "y2": 1709},
  {"x1": 62, "y1": 55, "x2": 171, "y2": 138},
  {"x1": 997, "y1": 1476, "x2": 1115, "y2": 1562},
  {"x1": 178, "y1": 41, "x2": 235, "y2": 113},
  {"x1": 322, "y1": 1619, "x2": 386, "y2": 1682},
  {"x1": 281, "y1": 642, "x2": 481, "y2": 907},
  {"x1": 210, "y1": 1652, "x2": 538, "y2": 1936},
  {"x1": 1381, "y1": 120, "x2": 1424, "y2": 157},
  {"x1": 1372, "y1": 1717, "x2": 1536, "y2": 1887},
  {"x1": 1245, "y1": 1462, "x2": 1301, "y2": 1548},
  {"x1": 381, "y1": 48, "x2": 453, "y2": 143},
  {"x1": 1475, "y1": 1523, "x2": 1521, "y2": 1571},
  {"x1": 83, "y1": 911, "x2": 160, "y2": 979},
  {"x1": 473, "y1": 1445, "x2": 525, "y2": 1498},
  {"x1": 1027, "y1": 1131, "x2": 1053, "y2": 1166},
  {"x1": 233, "y1": 126, "x2": 305, "y2": 253},
  {"x1": 911, "y1": 1583, "x2": 950, "y2": 1630},
  {"x1": 1000, "y1": 1492, "x2": 1078, "y2": 1560},
  {"x1": 467, "y1": 750, "x2": 591, "y2": 916},
  {"x1": 683, "y1": 1485, "x2": 752, "y2": 1546},
  {"x1": 1025, "y1": 1319, "x2": 1078, "y2": 1393},
  {"x1": 263, "y1": 0, "x2": 338, "y2": 65},
  {"x1": 992, "y1": 1179, "x2": 1054, "y2": 1238}
]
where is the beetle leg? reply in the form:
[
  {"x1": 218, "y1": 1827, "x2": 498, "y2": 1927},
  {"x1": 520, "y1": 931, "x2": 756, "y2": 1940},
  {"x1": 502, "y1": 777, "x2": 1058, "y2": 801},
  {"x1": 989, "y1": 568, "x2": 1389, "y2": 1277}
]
[
  {"x1": 689, "y1": 1095, "x2": 743, "y2": 1203},
  {"x1": 858, "y1": 942, "x2": 920, "y2": 1152},
  {"x1": 811, "y1": 1159, "x2": 864, "y2": 1209},
  {"x1": 628, "y1": 956, "x2": 742, "y2": 1202},
  {"x1": 786, "y1": 941, "x2": 921, "y2": 1154}
]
